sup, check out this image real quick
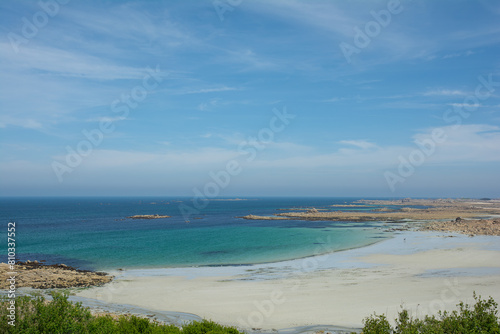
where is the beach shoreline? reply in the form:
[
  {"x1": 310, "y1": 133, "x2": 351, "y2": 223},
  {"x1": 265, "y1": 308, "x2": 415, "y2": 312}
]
[
  {"x1": 3, "y1": 198, "x2": 500, "y2": 331},
  {"x1": 73, "y1": 230, "x2": 500, "y2": 331}
]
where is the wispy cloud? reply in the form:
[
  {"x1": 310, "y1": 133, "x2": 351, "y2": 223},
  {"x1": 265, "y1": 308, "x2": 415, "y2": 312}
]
[
  {"x1": 442, "y1": 50, "x2": 475, "y2": 59},
  {"x1": 59, "y1": 2, "x2": 195, "y2": 50},
  {"x1": 423, "y1": 89, "x2": 468, "y2": 97},
  {"x1": 0, "y1": 43, "x2": 150, "y2": 80},
  {"x1": 339, "y1": 140, "x2": 377, "y2": 150},
  {"x1": 45, "y1": 124, "x2": 500, "y2": 175},
  {"x1": 447, "y1": 103, "x2": 481, "y2": 109},
  {"x1": 222, "y1": 48, "x2": 278, "y2": 71},
  {"x1": 86, "y1": 116, "x2": 128, "y2": 123},
  {"x1": 198, "y1": 98, "x2": 220, "y2": 111},
  {"x1": 1, "y1": 0, "x2": 499, "y2": 196},
  {"x1": 0, "y1": 116, "x2": 43, "y2": 129},
  {"x1": 181, "y1": 86, "x2": 239, "y2": 95},
  {"x1": 246, "y1": 0, "x2": 360, "y2": 39}
]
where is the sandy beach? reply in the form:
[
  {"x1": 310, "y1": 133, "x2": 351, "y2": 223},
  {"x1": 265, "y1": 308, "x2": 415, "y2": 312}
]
[{"x1": 76, "y1": 231, "x2": 500, "y2": 331}]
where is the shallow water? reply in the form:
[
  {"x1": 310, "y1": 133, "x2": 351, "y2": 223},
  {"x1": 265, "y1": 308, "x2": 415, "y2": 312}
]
[{"x1": 1, "y1": 197, "x2": 392, "y2": 270}]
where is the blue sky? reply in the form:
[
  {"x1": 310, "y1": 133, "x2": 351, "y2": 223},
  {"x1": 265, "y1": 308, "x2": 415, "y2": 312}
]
[{"x1": 1, "y1": 0, "x2": 499, "y2": 197}]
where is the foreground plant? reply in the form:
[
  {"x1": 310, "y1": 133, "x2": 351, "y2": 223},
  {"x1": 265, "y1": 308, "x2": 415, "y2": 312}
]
[
  {"x1": 1, "y1": 291, "x2": 498, "y2": 333},
  {"x1": 0, "y1": 291, "x2": 242, "y2": 334},
  {"x1": 362, "y1": 292, "x2": 500, "y2": 334}
]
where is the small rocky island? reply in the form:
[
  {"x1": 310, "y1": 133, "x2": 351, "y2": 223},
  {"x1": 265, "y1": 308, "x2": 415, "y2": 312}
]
[{"x1": 127, "y1": 214, "x2": 171, "y2": 219}]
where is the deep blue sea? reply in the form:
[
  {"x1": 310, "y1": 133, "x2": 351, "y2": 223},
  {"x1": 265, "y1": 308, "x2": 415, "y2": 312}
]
[{"x1": 0, "y1": 197, "x2": 393, "y2": 271}]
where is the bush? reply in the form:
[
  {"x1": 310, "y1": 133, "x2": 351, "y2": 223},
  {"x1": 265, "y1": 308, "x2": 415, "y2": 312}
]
[
  {"x1": 183, "y1": 320, "x2": 240, "y2": 334},
  {"x1": 363, "y1": 313, "x2": 392, "y2": 333},
  {"x1": 362, "y1": 293, "x2": 500, "y2": 334},
  {"x1": 1, "y1": 291, "x2": 498, "y2": 334},
  {"x1": 0, "y1": 292, "x2": 242, "y2": 334}
]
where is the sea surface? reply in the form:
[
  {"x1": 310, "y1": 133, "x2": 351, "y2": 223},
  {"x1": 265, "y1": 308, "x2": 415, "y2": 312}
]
[{"x1": 0, "y1": 197, "x2": 396, "y2": 271}]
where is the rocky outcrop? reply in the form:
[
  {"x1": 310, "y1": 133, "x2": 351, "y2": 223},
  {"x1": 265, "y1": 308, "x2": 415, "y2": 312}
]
[
  {"x1": 0, "y1": 261, "x2": 113, "y2": 289},
  {"x1": 127, "y1": 214, "x2": 170, "y2": 219},
  {"x1": 421, "y1": 219, "x2": 500, "y2": 236},
  {"x1": 239, "y1": 215, "x2": 287, "y2": 220}
]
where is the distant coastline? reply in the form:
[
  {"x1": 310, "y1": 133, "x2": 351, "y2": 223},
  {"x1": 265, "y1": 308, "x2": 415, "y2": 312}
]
[{"x1": 240, "y1": 198, "x2": 500, "y2": 229}]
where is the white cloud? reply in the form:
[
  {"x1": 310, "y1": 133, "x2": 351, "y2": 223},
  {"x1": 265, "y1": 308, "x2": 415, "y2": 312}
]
[
  {"x1": 442, "y1": 50, "x2": 475, "y2": 59},
  {"x1": 0, "y1": 116, "x2": 43, "y2": 129},
  {"x1": 339, "y1": 140, "x2": 377, "y2": 150},
  {"x1": 38, "y1": 124, "x2": 500, "y2": 182},
  {"x1": 86, "y1": 116, "x2": 127, "y2": 123},
  {"x1": 424, "y1": 89, "x2": 468, "y2": 97},
  {"x1": 412, "y1": 124, "x2": 500, "y2": 163},
  {"x1": 447, "y1": 103, "x2": 481, "y2": 109},
  {"x1": 3, "y1": 124, "x2": 499, "y2": 194},
  {"x1": 60, "y1": 3, "x2": 194, "y2": 49},
  {"x1": 182, "y1": 87, "x2": 238, "y2": 94},
  {"x1": 0, "y1": 43, "x2": 152, "y2": 80},
  {"x1": 247, "y1": 0, "x2": 360, "y2": 39},
  {"x1": 241, "y1": 124, "x2": 500, "y2": 170},
  {"x1": 222, "y1": 48, "x2": 278, "y2": 71},
  {"x1": 56, "y1": 147, "x2": 240, "y2": 172},
  {"x1": 198, "y1": 98, "x2": 220, "y2": 111}
]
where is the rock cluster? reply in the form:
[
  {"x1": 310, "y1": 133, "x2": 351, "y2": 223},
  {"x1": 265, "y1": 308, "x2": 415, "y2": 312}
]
[
  {"x1": 127, "y1": 214, "x2": 170, "y2": 219},
  {"x1": 0, "y1": 261, "x2": 113, "y2": 289},
  {"x1": 240, "y1": 214, "x2": 287, "y2": 220},
  {"x1": 421, "y1": 219, "x2": 500, "y2": 236}
]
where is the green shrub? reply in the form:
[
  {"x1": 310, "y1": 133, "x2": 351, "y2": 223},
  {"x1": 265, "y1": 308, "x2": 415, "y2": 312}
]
[
  {"x1": 362, "y1": 293, "x2": 500, "y2": 334},
  {"x1": 363, "y1": 313, "x2": 392, "y2": 334},
  {"x1": 182, "y1": 320, "x2": 240, "y2": 334},
  {"x1": 1, "y1": 291, "x2": 498, "y2": 334},
  {"x1": 0, "y1": 293, "x2": 243, "y2": 334}
]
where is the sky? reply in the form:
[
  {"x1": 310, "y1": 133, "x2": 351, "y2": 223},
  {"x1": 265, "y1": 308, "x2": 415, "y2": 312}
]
[{"x1": 1, "y1": 0, "x2": 500, "y2": 198}]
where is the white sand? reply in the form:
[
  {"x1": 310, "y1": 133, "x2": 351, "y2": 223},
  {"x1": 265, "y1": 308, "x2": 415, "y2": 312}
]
[{"x1": 77, "y1": 232, "x2": 500, "y2": 330}]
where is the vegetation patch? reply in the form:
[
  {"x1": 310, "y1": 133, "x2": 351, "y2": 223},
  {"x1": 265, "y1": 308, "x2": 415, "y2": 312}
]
[
  {"x1": 0, "y1": 292, "x2": 241, "y2": 334},
  {"x1": 0, "y1": 292, "x2": 498, "y2": 333}
]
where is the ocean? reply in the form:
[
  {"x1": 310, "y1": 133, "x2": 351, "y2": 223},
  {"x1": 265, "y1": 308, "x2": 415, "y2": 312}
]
[{"x1": 0, "y1": 197, "x2": 392, "y2": 271}]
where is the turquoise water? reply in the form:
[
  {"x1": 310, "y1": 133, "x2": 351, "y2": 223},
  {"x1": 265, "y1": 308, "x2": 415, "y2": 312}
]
[{"x1": 0, "y1": 197, "x2": 390, "y2": 270}]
